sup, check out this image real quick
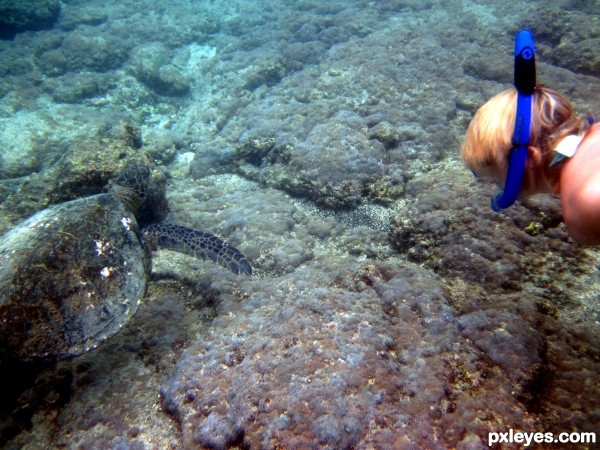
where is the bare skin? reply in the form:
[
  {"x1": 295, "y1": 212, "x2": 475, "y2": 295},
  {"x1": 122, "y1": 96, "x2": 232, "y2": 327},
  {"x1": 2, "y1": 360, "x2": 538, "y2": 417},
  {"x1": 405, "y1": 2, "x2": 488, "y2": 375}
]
[{"x1": 559, "y1": 123, "x2": 600, "y2": 245}]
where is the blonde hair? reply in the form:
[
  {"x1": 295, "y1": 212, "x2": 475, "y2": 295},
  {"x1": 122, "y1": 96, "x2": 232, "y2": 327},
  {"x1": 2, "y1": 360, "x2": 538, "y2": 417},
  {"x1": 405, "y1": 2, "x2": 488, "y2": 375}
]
[{"x1": 461, "y1": 86, "x2": 588, "y2": 190}]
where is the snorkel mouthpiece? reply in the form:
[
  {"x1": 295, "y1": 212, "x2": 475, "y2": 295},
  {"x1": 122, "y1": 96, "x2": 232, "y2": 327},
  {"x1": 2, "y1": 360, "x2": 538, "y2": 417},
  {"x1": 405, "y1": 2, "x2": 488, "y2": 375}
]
[{"x1": 491, "y1": 30, "x2": 536, "y2": 212}]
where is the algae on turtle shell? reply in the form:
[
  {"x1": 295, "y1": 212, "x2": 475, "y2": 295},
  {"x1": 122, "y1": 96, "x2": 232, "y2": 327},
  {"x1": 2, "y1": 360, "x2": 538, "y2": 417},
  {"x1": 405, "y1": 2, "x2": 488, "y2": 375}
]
[
  {"x1": 0, "y1": 162, "x2": 251, "y2": 362},
  {"x1": 0, "y1": 192, "x2": 149, "y2": 361}
]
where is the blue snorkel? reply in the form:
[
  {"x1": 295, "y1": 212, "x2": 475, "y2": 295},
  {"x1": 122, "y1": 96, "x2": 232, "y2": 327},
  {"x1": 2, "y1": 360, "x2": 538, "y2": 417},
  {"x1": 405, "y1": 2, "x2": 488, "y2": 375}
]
[{"x1": 491, "y1": 30, "x2": 536, "y2": 212}]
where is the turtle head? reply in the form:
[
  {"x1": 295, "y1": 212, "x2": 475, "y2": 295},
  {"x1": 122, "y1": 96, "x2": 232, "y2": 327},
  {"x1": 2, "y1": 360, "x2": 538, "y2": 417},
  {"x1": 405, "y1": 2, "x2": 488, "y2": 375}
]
[
  {"x1": 109, "y1": 160, "x2": 169, "y2": 227},
  {"x1": 116, "y1": 162, "x2": 151, "y2": 198},
  {"x1": 110, "y1": 162, "x2": 151, "y2": 213}
]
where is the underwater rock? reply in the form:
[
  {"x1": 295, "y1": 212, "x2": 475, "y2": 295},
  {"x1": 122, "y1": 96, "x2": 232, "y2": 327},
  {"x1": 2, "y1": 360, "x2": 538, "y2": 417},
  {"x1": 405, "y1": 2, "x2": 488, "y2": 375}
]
[
  {"x1": 0, "y1": 48, "x2": 34, "y2": 77},
  {"x1": 0, "y1": 0, "x2": 60, "y2": 40},
  {"x1": 235, "y1": 136, "x2": 276, "y2": 166},
  {"x1": 387, "y1": 161, "x2": 587, "y2": 293},
  {"x1": 46, "y1": 129, "x2": 152, "y2": 206},
  {"x1": 161, "y1": 260, "x2": 538, "y2": 448},
  {"x1": 56, "y1": 4, "x2": 107, "y2": 31},
  {"x1": 520, "y1": 6, "x2": 600, "y2": 76},
  {"x1": 46, "y1": 72, "x2": 111, "y2": 104},
  {"x1": 129, "y1": 43, "x2": 190, "y2": 97},
  {"x1": 368, "y1": 121, "x2": 402, "y2": 149},
  {"x1": 243, "y1": 57, "x2": 291, "y2": 91},
  {"x1": 458, "y1": 310, "x2": 544, "y2": 384},
  {"x1": 36, "y1": 47, "x2": 69, "y2": 77},
  {"x1": 37, "y1": 30, "x2": 128, "y2": 76},
  {"x1": 62, "y1": 31, "x2": 128, "y2": 72},
  {"x1": 260, "y1": 112, "x2": 386, "y2": 208},
  {"x1": 551, "y1": 38, "x2": 600, "y2": 77},
  {"x1": 153, "y1": 65, "x2": 190, "y2": 96},
  {"x1": 200, "y1": 17, "x2": 465, "y2": 208}
]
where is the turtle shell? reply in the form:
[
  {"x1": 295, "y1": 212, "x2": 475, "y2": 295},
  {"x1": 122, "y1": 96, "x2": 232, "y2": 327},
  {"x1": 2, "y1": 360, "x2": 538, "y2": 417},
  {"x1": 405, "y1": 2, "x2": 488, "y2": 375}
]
[{"x1": 0, "y1": 193, "x2": 150, "y2": 361}]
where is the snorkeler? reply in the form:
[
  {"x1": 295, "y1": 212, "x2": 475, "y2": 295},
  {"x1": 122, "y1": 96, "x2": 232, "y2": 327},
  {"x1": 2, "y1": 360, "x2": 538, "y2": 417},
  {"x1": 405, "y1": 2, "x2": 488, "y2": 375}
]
[{"x1": 461, "y1": 30, "x2": 600, "y2": 246}]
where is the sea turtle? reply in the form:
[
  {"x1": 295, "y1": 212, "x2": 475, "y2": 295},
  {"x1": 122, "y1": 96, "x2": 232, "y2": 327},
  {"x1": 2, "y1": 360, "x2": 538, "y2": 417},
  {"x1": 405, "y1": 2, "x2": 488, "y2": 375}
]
[{"x1": 0, "y1": 161, "x2": 251, "y2": 362}]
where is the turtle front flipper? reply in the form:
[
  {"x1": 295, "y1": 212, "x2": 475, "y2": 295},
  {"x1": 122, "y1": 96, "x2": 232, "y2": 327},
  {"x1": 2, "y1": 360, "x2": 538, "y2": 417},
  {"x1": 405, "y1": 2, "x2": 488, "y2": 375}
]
[{"x1": 142, "y1": 223, "x2": 252, "y2": 275}]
